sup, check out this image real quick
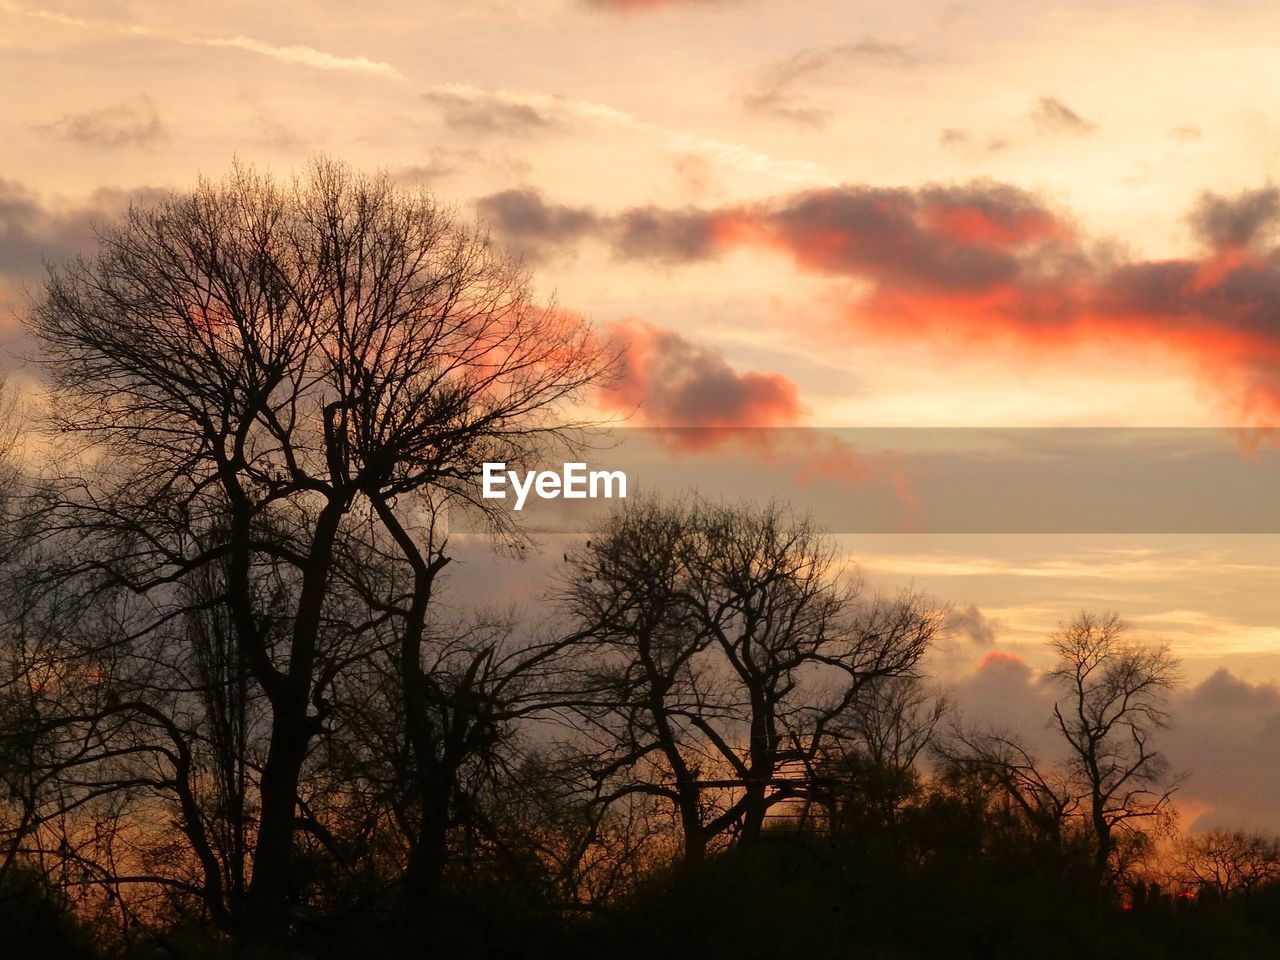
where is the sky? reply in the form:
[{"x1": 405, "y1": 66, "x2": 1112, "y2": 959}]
[{"x1": 5, "y1": 0, "x2": 1280, "y2": 830}]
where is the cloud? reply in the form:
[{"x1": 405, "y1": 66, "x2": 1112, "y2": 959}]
[
  {"x1": 1159, "y1": 669, "x2": 1280, "y2": 832},
  {"x1": 0, "y1": 182, "x2": 104, "y2": 288},
  {"x1": 939, "y1": 127, "x2": 1010, "y2": 155},
  {"x1": 0, "y1": 180, "x2": 165, "y2": 377},
  {"x1": 476, "y1": 189, "x2": 602, "y2": 260},
  {"x1": 497, "y1": 178, "x2": 1280, "y2": 421},
  {"x1": 612, "y1": 207, "x2": 723, "y2": 262},
  {"x1": 432, "y1": 83, "x2": 831, "y2": 185},
  {"x1": 476, "y1": 189, "x2": 720, "y2": 263},
  {"x1": 600, "y1": 318, "x2": 802, "y2": 429},
  {"x1": 0, "y1": 0, "x2": 147, "y2": 35},
  {"x1": 945, "y1": 604, "x2": 998, "y2": 645},
  {"x1": 593, "y1": 319, "x2": 896, "y2": 494},
  {"x1": 423, "y1": 90, "x2": 561, "y2": 135},
  {"x1": 943, "y1": 97, "x2": 1095, "y2": 158},
  {"x1": 395, "y1": 152, "x2": 471, "y2": 186},
  {"x1": 734, "y1": 183, "x2": 1280, "y2": 419},
  {"x1": 7, "y1": 1, "x2": 825, "y2": 186},
  {"x1": 949, "y1": 650, "x2": 1057, "y2": 753},
  {"x1": 0, "y1": 181, "x2": 66, "y2": 291},
  {"x1": 197, "y1": 36, "x2": 401, "y2": 77},
  {"x1": 1028, "y1": 96, "x2": 1097, "y2": 136},
  {"x1": 1187, "y1": 186, "x2": 1280, "y2": 249},
  {"x1": 486, "y1": 181, "x2": 1071, "y2": 284},
  {"x1": 43, "y1": 95, "x2": 164, "y2": 148},
  {"x1": 0, "y1": 180, "x2": 169, "y2": 299},
  {"x1": 0, "y1": 3, "x2": 402, "y2": 78},
  {"x1": 734, "y1": 182, "x2": 1072, "y2": 290},
  {"x1": 248, "y1": 111, "x2": 304, "y2": 150},
  {"x1": 741, "y1": 41, "x2": 915, "y2": 125},
  {"x1": 399, "y1": 148, "x2": 530, "y2": 189}
]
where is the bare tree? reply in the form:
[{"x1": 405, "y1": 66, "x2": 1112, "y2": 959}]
[
  {"x1": 558, "y1": 498, "x2": 714, "y2": 860},
  {"x1": 23, "y1": 158, "x2": 612, "y2": 941},
  {"x1": 820, "y1": 676, "x2": 949, "y2": 837},
  {"x1": 936, "y1": 612, "x2": 1181, "y2": 886},
  {"x1": 561, "y1": 497, "x2": 941, "y2": 860},
  {"x1": 1046, "y1": 611, "x2": 1181, "y2": 878},
  {"x1": 837, "y1": 676, "x2": 947, "y2": 773},
  {"x1": 935, "y1": 728, "x2": 1079, "y2": 847},
  {"x1": 1171, "y1": 829, "x2": 1280, "y2": 898}
]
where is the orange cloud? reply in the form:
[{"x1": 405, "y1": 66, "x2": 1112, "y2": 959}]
[
  {"x1": 592, "y1": 318, "x2": 929, "y2": 522},
  {"x1": 672, "y1": 185, "x2": 1280, "y2": 424},
  {"x1": 484, "y1": 183, "x2": 1280, "y2": 423},
  {"x1": 976, "y1": 650, "x2": 1030, "y2": 673},
  {"x1": 600, "y1": 317, "x2": 801, "y2": 429}
]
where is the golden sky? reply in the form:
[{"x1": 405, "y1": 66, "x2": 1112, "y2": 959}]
[
  {"x1": 7, "y1": 0, "x2": 1280, "y2": 427},
  {"x1": 6, "y1": 0, "x2": 1280, "y2": 826}
]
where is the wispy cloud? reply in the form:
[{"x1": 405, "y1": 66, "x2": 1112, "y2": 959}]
[
  {"x1": 942, "y1": 95, "x2": 1097, "y2": 158},
  {"x1": 1028, "y1": 95, "x2": 1097, "y2": 136},
  {"x1": 196, "y1": 36, "x2": 401, "y2": 77},
  {"x1": 855, "y1": 550, "x2": 1280, "y2": 582},
  {"x1": 2, "y1": 2, "x2": 821, "y2": 185},
  {"x1": 741, "y1": 41, "x2": 916, "y2": 126},
  {"x1": 426, "y1": 83, "x2": 832, "y2": 185},
  {"x1": 0, "y1": 1, "x2": 402, "y2": 78},
  {"x1": 0, "y1": 0, "x2": 149, "y2": 34},
  {"x1": 41, "y1": 94, "x2": 165, "y2": 148}
]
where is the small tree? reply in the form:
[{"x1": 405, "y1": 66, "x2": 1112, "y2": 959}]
[
  {"x1": 1046, "y1": 611, "x2": 1181, "y2": 878},
  {"x1": 812, "y1": 675, "x2": 947, "y2": 859},
  {"x1": 935, "y1": 728, "x2": 1079, "y2": 849}
]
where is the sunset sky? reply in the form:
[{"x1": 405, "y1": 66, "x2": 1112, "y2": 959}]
[{"x1": 5, "y1": 0, "x2": 1280, "y2": 830}]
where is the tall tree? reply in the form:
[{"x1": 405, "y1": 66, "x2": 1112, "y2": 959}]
[
  {"x1": 562, "y1": 497, "x2": 941, "y2": 860},
  {"x1": 1046, "y1": 611, "x2": 1181, "y2": 878},
  {"x1": 24, "y1": 158, "x2": 611, "y2": 940},
  {"x1": 940, "y1": 612, "x2": 1180, "y2": 882}
]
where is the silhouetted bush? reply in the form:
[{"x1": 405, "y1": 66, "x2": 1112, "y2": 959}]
[{"x1": 0, "y1": 866, "x2": 96, "y2": 960}]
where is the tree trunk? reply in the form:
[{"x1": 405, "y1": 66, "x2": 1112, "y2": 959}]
[
  {"x1": 242, "y1": 501, "x2": 345, "y2": 940},
  {"x1": 739, "y1": 685, "x2": 773, "y2": 845},
  {"x1": 370, "y1": 497, "x2": 454, "y2": 950},
  {"x1": 402, "y1": 780, "x2": 452, "y2": 954},
  {"x1": 244, "y1": 711, "x2": 313, "y2": 938},
  {"x1": 741, "y1": 781, "x2": 769, "y2": 844},
  {"x1": 1092, "y1": 796, "x2": 1112, "y2": 878}
]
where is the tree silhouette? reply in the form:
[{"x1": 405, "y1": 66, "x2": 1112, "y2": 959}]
[
  {"x1": 1046, "y1": 611, "x2": 1181, "y2": 879},
  {"x1": 7, "y1": 159, "x2": 1280, "y2": 960},
  {"x1": 1172, "y1": 829, "x2": 1280, "y2": 897},
  {"x1": 23, "y1": 158, "x2": 612, "y2": 942},
  {"x1": 561, "y1": 496, "x2": 941, "y2": 860}
]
